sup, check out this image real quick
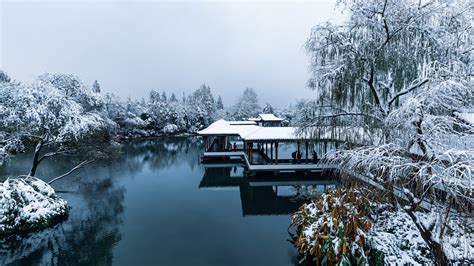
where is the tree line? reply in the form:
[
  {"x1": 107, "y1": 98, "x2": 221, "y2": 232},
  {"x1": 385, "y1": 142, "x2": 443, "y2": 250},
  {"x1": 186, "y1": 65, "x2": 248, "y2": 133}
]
[{"x1": 0, "y1": 70, "x2": 298, "y2": 169}]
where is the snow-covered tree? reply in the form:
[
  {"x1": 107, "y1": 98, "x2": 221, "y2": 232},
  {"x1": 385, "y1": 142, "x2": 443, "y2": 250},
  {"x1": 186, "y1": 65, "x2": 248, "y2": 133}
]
[
  {"x1": 0, "y1": 73, "x2": 114, "y2": 179},
  {"x1": 170, "y1": 92, "x2": 177, "y2": 102},
  {"x1": 187, "y1": 84, "x2": 217, "y2": 128},
  {"x1": 231, "y1": 88, "x2": 260, "y2": 120},
  {"x1": 302, "y1": 0, "x2": 472, "y2": 131},
  {"x1": 299, "y1": 0, "x2": 474, "y2": 264},
  {"x1": 161, "y1": 91, "x2": 167, "y2": 102},
  {"x1": 262, "y1": 103, "x2": 274, "y2": 114},
  {"x1": 0, "y1": 70, "x2": 11, "y2": 83},
  {"x1": 216, "y1": 95, "x2": 224, "y2": 110},
  {"x1": 149, "y1": 90, "x2": 160, "y2": 104},
  {"x1": 92, "y1": 80, "x2": 101, "y2": 93}
]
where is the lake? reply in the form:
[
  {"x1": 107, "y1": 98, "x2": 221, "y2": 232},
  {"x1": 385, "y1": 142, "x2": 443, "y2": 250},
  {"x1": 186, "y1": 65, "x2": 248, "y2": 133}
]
[{"x1": 0, "y1": 137, "x2": 338, "y2": 265}]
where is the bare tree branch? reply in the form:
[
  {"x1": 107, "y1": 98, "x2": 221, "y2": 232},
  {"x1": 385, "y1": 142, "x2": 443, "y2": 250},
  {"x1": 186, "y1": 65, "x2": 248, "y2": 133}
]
[
  {"x1": 48, "y1": 159, "x2": 95, "y2": 185},
  {"x1": 388, "y1": 79, "x2": 429, "y2": 109}
]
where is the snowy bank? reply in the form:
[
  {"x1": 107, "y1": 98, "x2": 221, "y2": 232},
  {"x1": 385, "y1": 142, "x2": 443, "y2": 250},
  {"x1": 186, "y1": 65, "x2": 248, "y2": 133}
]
[
  {"x1": 291, "y1": 188, "x2": 474, "y2": 265},
  {"x1": 371, "y1": 208, "x2": 474, "y2": 265},
  {"x1": 0, "y1": 177, "x2": 69, "y2": 236}
]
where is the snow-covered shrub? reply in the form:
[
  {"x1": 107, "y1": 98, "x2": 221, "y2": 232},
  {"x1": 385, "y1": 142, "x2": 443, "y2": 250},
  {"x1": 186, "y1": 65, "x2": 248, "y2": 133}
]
[
  {"x1": 0, "y1": 70, "x2": 10, "y2": 83},
  {"x1": 4, "y1": 138, "x2": 24, "y2": 154},
  {"x1": 291, "y1": 187, "x2": 381, "y2": 265},
  {"x1": 0, "y1": 148, "x2": 6, "y2": 167},
  {"x1": 162, "y1": 124, "x2": 179, "y2": 134},
  {"x1": 0, "y1": 177, "x2": 68, "y2": 236}
]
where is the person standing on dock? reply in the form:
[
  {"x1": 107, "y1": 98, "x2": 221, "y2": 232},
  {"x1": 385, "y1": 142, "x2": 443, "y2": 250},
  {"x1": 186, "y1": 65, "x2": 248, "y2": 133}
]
[{"x1": 312, "y1": 150, "x2": 318, "y2": 164}]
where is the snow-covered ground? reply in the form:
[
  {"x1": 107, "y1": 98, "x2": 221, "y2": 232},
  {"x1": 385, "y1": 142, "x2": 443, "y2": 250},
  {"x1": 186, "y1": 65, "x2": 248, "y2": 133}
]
[
  {"x1": 456, "y1": 111, "x2": 474, "y2": 125},
  {"x1": 0, "y1": 177, "x2": 69, "y2": 236},
  {"x1": 292, "y1": 191, "x2": 474, "y2": 264}
]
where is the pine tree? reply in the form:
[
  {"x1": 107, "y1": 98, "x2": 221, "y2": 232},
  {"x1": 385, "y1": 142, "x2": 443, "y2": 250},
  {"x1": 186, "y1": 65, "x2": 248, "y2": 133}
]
[
  {"x1": 217, "y1": 95, "x2": 224, "y2": 110},
  {"x1": 262, "y1": 103, "x2": 274, "y2": 114},
  {"x1": 170, "y1": 93, "x2": 178, "y2": 102},
  {"x1": 92, "y1": 80, "x2": 101, "y2": 93},
  {"x1": 149, "y1": 90, "x2": 160, "y2": 103},
  {"x1": 232, "y1": 88, "x2": 260, "y2": 120},
  {"x1": 0, "y1": 70, "x2": 11, "y2": 83}
]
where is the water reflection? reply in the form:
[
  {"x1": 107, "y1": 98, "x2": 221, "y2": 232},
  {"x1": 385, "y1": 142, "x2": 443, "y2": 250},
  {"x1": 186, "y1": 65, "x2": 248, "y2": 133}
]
[
  {"x1": 0, "y1": 176, "x2": 125, "y2": 265},
  {"x1": 0, "y1": 137, "x2": 330, "y2": 265},
  {"x1": 199, "y1": 166, "x2": 338, "y2": 216}
]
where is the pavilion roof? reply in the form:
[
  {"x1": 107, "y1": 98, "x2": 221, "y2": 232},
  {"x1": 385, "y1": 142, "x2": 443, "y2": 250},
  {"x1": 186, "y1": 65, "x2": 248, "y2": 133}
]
[
  {"x1": 197, "y1": 119, "x2": 376, "y2": 144},
  {"x1": 241, "y1": 127, "x2": 303, "y2": 141},
  {"x1": 197, "y1": 119, "x2": 261, "y2": 136},
  {"x1": 258, "y1": 113, "x2": 284, "y2": 121},
  {"x1": 228, "y1": 121, "x2": 257, "y2": 125},
  {"x1": 247, "y1": 113, "x2": 284, "y2": 122}
]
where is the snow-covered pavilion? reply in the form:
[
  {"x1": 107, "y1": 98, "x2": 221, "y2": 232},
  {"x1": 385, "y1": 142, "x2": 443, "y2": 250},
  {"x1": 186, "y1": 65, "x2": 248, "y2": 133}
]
[
  {"x1": 197, "y1": 118, "x2": 361, "y2": 173},
  {"x1": 248, "y1": 113, "x2": 284, "y2": 127}
]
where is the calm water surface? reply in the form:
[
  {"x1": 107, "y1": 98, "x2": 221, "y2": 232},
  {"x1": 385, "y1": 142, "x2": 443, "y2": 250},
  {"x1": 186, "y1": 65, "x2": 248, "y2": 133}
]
[{"x1": 0, "y1": 137, "x2": 337, "y2": 265}]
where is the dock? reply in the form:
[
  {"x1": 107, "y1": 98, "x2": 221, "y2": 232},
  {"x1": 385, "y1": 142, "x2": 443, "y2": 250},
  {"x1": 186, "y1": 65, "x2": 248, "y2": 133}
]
[{"x1": 201, "y1": 150, "x2": 337, "y2": 174}]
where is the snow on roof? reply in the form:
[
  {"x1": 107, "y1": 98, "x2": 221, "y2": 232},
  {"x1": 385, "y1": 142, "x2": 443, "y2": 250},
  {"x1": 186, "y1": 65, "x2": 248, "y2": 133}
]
[
  {"x1": 241, "y1": 127, "x2": 302, "y2": 141},
  {"x1": 198, "y1": 120, "x2": 375, "y2": 144},
  {"x1": 258, "y1": 114, "x2": 284, "y2": 121},
  {"x1": 229, "y1": 121, "x2": 257, "y2": 125},
  {"x1": 197, "y1": 120, "x2": 261, "y2": 136}
]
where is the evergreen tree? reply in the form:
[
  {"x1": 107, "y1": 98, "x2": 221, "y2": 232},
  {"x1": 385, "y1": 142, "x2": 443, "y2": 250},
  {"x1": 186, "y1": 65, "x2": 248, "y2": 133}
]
[
  {"x1": 170, "y1": 93, "x2": 178, "y2": 102},
  {"x1": 0, "y1": 70, "x2": 11, "y2": 83},
  {"x1": 262, "y1": 103, "x2": 274, "y2": 114},
  {"x1": 161, "y1": 91, "x2": 167, "y2": 102},
  {"x1": 216, "y1": 95, "x2": 224, "y2": 110},
  {"x1": 232, "y1": 88, "x2": 260, "y2": 120},
  {"x1": 149, "y1": 90, "x2": 160, "y2": 103},
  {"x1": 92, "y1": 80, "x2": 101, "y2": 93}
]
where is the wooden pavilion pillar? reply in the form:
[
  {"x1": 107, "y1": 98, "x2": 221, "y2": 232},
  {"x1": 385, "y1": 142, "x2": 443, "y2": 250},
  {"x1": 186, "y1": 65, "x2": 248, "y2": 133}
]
[
  {"x1": 324, "y1": 141, "x2": 328, "y2": 155},
  {"x1": 270, "y1": 142, "x2": 273, "y2": 164},
  {"x1": 249, "y1": 142, "x2": 253, "y2": 163},
  {"x1": 275, "y1": 142, "x2": 279, "y2": 165},
  {"x1": 305, "y1": 142, "x2": 309, "y2": 164}
]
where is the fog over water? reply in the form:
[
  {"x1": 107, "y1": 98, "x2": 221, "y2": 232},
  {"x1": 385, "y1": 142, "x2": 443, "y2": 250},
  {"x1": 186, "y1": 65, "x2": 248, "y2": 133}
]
[{"x1": 1, "y1": 0, "x2": 343, "y2": 108}]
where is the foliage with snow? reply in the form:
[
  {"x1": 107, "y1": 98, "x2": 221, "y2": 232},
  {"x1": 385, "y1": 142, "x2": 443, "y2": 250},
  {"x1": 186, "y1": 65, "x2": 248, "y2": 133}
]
[
  {"x1": 92, "y1": 80, "x2": 100, "y2": 93},
  {"x1": 292, "y1": 187, "x2": 473, "y2": 265},
  {"x1": 216, "y1": 95, "x2": 224, "y2": 110},
  {"x1": 291, "y1": 187, "x2": 379, "y2": 265},
  {"x1": 231, "y1": 88, "x2": 260, "y2": 120},
  {"x1": 298, "y1": 0, "x2": 474, "y2": 264},
  {"x1": 262, "y1": 103, "x2": 274, "y2": 114},
  {"x1": 162, "y1": 124, "x2": 179, "y2": 134},
  {"x1": 0, "y1": 176, "x2": 68, "y2": 236}
]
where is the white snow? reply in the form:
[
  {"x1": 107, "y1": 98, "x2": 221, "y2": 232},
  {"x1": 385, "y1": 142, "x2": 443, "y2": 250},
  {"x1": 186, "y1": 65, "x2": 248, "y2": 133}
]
[
  {"x1": 0, "y1": 177, "x2": 68, "y2": 235},
  {"x1": 255, "y1": 113, "x2": 284, "y2": 121},
  {"x1": 456, "y1": 112, "x2": 474, "y2": 125}
]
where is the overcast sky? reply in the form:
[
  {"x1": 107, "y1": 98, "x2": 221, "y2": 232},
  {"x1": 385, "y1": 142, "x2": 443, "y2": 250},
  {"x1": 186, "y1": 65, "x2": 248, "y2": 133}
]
[{"x1": 1, "y1": 0, "x2": 344, "y2": 108}]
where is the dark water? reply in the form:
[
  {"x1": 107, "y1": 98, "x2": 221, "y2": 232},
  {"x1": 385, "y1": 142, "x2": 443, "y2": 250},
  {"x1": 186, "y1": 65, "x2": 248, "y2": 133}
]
[{"x1": 0, "y1": 137, "x2": 337, "y2": 265}]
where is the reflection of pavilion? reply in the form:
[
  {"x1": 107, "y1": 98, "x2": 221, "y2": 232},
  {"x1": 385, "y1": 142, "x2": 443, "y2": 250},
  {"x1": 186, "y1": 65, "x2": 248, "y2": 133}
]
[{"x1": 199, "y1": 167, "x2": 338, "y2": 216}]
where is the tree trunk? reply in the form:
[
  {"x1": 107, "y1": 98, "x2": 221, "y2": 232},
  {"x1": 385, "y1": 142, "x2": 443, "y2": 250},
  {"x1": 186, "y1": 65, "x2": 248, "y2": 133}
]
[
  {"x1": 404, "y1": 208, "x2": 450, "y2": 265},
  {"x1": 29, "y1": 137, "x2": 45, "y2": 177}
]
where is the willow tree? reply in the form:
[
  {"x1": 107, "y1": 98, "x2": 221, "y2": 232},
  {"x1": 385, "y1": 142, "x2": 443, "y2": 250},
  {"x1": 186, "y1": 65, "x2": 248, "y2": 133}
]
[
  {"x1": 300, "y1": 0, "x2": 473, "y2": 264},
  {"x1": 302, "y1": 0, "x2": 472, "y2": 131}
]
